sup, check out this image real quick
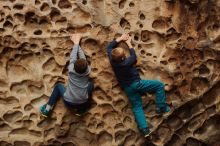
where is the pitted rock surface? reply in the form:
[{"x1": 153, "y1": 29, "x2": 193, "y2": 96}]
[{"x1": 0, "y1": 0, "x2": 220, "y2": 146}]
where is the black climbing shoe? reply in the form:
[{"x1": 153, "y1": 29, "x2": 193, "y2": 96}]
[{"x1": 141, "y1": 128, "x2": 151, "y2": 137}]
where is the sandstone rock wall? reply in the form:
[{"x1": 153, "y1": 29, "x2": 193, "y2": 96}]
[{"x1": 0, "y1": 0, "x2": 220, "y2": 146}]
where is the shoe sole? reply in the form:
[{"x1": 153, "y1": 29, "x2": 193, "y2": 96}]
[
  {"x1": 74, "y1": 113, "x2": 82, "y2": 117},
  {"x1": 40, "y1": 111, "x2": 48, "y2": 118},
  {"x1": 144, "y1": 130, "x2": 153, "y2": 138}
]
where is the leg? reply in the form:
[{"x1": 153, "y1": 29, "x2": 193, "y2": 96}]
[
  {"x1": 135, "y1": 80, "x2": 167, "y2": 109},
  {"x1": 40, "y1": 83, "x2": 66, "y2": 117},
  {"x1": 124, "y1": 87, "x2": 148, "y2": 130},
  {"x1": 47, "y1": 83, "x2": 66, "y2": 106},
  {"x1": 130, "y1": 94, "x2": 148, "y2": 129}
]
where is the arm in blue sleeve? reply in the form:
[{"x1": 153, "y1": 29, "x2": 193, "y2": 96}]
[
  {"x1": 107, "y1": 40, "x2": 118, "y2": 58},
  {"x1": 124, "y1": 48, "x2": 137, "y2": 65}
]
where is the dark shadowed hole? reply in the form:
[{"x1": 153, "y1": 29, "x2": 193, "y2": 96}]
[
  {"x1": 39, "y1": 18, "x2": 50, "y2": 25},
  {"x1": 129, "y1": 2, "x2": 135, "y2": 7},
  {"x1": 3, "y1": 21, "x2": 13, "y2": 28},
  {"x1": 14, "y1": 13, "x2": 24, "y2": 21},
  {"x1": 82, "y1": 0, "x2": 87, "y2": 5},
  {"x1": 119, "y1": 18, "x2": 130, "y2": 28},
  {"x1": 35, "y1": 0, "x2": 41, "y2": 5},
  {"x1": 40, "y1": 3, "x2": 50, "y2": 11},
  {"x1": 50, "y1": 8, "x2": 61, "y2": 21},
  {"x1": 119, "y1": 0, "x2": 126, "y2": 9},
  {"x1": 139, "y1": 13, "x2": 145, "y2": 20},
  {"x1": 13, "y1": 4, "x2": 24, "y2": 10},
  {"x1": 34, "y1": 30, "x2": 42, "y2": 35},
  {"x1": 139, "y1": 24, "x2": 143, "y2": 28},
  {"x1": 134, "y1": 35, "x2": 139, "y2": 41}
]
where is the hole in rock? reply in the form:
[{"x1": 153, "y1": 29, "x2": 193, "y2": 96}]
[
  {"x1": 98, "y1": 131, "x2": 113, "y2": 145},
  {"x1": 146, "y1": 53, "x2": 152, "y2": 56},
  {"x1": 50, "y1": 8, "x2": 61, "y2": 21},
  {"x1": 139, "y1": 24, "x2": 143, "y2": 28},
  {"x1": 186, "y1": 137, "x2": 207, "y2": 146},
  {"x1": 52, "y1": 0, "x2": 57, "y2": 5},
  {"x1": 3, "y1": 21, "x2": 13, "y2": 28},
  {"x1": 13, "y1": 4, "x2": 24, "y2": 10},
  {"x1": 3, "y1": 111, "x2": 23, "y2": 123},
  {"x1": 193, "y1": 115, "x2": 220, "y2": 145},
  {"x1": 120, "y1": 18, "x2": 130, "y2": 29},
  {"x1": 115, "y1": 130, "x2": 126, "y2": 142},
  {"x1": 141, "y1": 30, "x2": 151, "y2": 42},
  {"x1": 39, "y1": 17, "x2": 50, "y2": 25},
  {"x1": 119, "y1": 0, "x2": 126, "y2": 9},
  {"x1": 62, "y1": 142, "x2": 77, "y2": 146},
  {"x1": 25, "y1": 12, "x2": 37, "y2": 24},
  {"x1": 3, "y1": 6, "x2": 11, "y2": 10},
  {"x1": 34, "y1": 30, "x2": 42, "y2": 35},
  {"x1": 14, "y1": 141, "x2": 31, "y2": 146},
  {"x1": 82, "y1": 0, "x2": 87, "y2": 5},
  {"x1": 55, "y1": 17, "x2": 67, "y2": 25},
  {"x1": 91, "y1": 68, "x2": 98, "y2": 73},
  {"x1": 24, "y1": 104, "x2": 33, "y2": 111},
  {"x1": 140, "y1": 50, "x2": 145, "y2": 55},
  {"x1": 129, "y1": 2, "x2": 135, "y2": 7},
  {"x1": 14, "y1": 13, "x2": 24, "y2": 21},
  {"x1": 164, "y1": 134, "x2": 182, "y2": 146},
  {"x1": 40, "y1": 3, "x2": 50, "y2": 11},
  {"x1": 139, "y1": 13, "x2": 145, "y2": 20},
  {"x1": 35, "y1": 0, "x2": 41, "y2": 5},
  {"x1": 58, "y1": 0, "x2": 72, "y2": 9},
  {"x1": 82, "y1": 38, "x2": 98, "y2": 51},
  {"x1": 198, "y1": 64, "x2": 210, "y2": 76},
  {"x1": 0, "y1": 141, "x2": 12, "y2": 146},
  {"x1": 152, "y1": 19, "x2": 168, "y2": 29},
  {"x1": 134, "y1": 35, "x2": 139, "y2": 41},
  {"x1": 160, "y1": 60, "x2": 168, "y2": 65},
  {"x1": 190, "y1": 77, "x2": 209, "y2": 94}
]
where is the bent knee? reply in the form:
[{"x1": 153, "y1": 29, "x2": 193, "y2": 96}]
[
  {"x1": 55, "y1": 83, "x2": 64, "y2": 88},
  {"x1": 156, "y1": 80, "x2": 165, "y2": 88}
]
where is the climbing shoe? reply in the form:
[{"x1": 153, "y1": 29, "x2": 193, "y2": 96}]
[
  {"x1": 141, "y1": 128, "x2": 151, "y2": 137},
  {"x1": 156, "y1": 106, "x2": 171, "y2": 115},
  {"x1": 39, "y1": 104, "x2": 50, "y2": 117}
]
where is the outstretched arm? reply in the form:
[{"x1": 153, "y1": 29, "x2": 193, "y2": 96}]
[
  {"x1": 69, "y1": 44, "x2": 79, "y2": 64},
  {"x1": 106, "y1": 34, "x2": 130, "y2": 58},
  {"x1": 78, "y1": 45, "x2": 86, "y2": 59},
  {"x1": 125, "y1": 36, "x2": 137, "y2": 65},
  {"x1": 107, "y1": 40, "x2": 118, "y2": 58},
  {"x1": 69, "y1": 33, "x2": 83, "y2": 63}
]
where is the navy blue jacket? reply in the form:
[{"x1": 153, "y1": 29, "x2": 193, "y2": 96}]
[{"x1": 107, "y1": 40, "x2": 141, "y2": 87}]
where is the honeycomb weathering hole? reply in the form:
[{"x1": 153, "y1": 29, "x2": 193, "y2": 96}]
[
  {"x1": 0, "y1": 0, "x2": 220, "y2": 145},
  {"x1": 152, "y1": 19, "x2": 168, "y2": 29},
  {"x1": 58, "y1": 0, "x2": 72, "y2": 9}
]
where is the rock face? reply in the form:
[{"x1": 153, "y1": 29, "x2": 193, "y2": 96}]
[{"x1": 0, "y1": 0, "x2": 220, "y2": 146}]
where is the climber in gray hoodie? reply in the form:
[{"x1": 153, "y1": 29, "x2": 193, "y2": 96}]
[{"x1": 40, "y1": 33, "x2": 93, "y2": 117}]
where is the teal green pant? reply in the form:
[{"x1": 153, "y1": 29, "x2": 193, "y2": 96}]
[{"x1": 123, "y1": 80, "x2": 167, "y2": 130}]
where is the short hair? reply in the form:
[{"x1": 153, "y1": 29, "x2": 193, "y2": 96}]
[
  {"x1": 111, "y1": 47, "x2": 125, "y2": 63},
  {"x1": 74, "y1": 59, "x2": 88, "y2": 74}
]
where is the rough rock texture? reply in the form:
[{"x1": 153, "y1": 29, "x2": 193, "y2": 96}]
[{"x1": 0, "y1": 0, "x2": 220, "y2": 146}]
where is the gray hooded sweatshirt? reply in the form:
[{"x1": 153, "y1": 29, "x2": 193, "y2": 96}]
[{"x1": 63, "y1": 44, "x2": 91, "y2": 104}]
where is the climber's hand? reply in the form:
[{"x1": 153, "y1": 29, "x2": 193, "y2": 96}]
[
  {"x1": 126, "y1": 35, "x2": 133, "y2": 49},
  {"x1": 70, "y1": 33, "x2": 83, "y2": 45},
  {"x1": 116, "y1": 34, "x2": 129, "y2": 42}
]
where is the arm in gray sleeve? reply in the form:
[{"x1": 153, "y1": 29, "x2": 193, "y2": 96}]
[
  {"x1": 69, "y1": 44, "x2": 79, "y2": 64},
  {"x1": 78, "y1": 45, "x2": 86, "y2": 59}
]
